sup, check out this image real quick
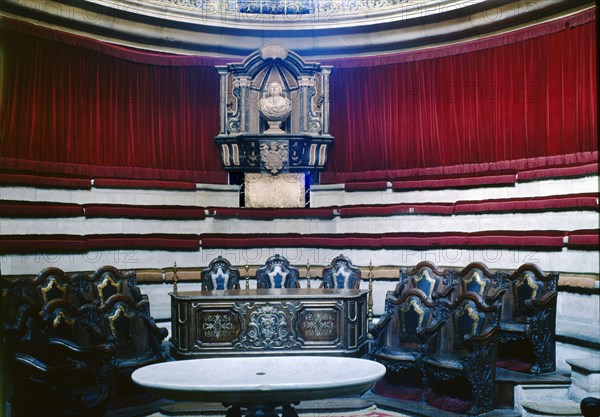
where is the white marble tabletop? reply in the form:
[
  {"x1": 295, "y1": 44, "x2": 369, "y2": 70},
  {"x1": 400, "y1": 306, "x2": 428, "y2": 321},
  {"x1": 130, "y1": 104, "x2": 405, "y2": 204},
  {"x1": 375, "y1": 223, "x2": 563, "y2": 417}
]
[{"x1": 132, "y1": 356, "x2": 386, "y2": 404}]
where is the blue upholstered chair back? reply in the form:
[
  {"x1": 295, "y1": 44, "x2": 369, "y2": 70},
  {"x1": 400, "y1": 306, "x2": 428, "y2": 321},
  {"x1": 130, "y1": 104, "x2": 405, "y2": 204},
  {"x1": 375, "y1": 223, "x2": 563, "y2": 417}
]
[
  {"x1": 201, "y1": 256, "x2": 240, "y2": 290},
  {"x1": 256, "y1": 254, "x2": 300, "y2": 289},
  {"x1": 321, "y1": 254, "x2": 361, "y2": 289}
]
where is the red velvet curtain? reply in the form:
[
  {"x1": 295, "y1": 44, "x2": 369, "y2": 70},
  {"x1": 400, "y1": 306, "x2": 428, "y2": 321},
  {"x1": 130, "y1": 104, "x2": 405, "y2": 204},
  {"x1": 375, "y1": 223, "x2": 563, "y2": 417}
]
[
  {"x1": 0, "y1": 28, "x2": 226, "y2": 182},
  {"x1": 327, "y1": 16, "x2": 597, "y2": 174},
  {"x1": 1, "y1": 12, "x2": 596, "y2": 182}
]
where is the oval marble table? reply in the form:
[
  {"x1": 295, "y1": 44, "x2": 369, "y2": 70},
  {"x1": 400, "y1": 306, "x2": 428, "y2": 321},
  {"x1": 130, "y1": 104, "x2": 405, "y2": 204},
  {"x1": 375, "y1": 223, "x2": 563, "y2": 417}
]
[{"x1": 132, "y1": 356, "x2": 386, "y2": 417}]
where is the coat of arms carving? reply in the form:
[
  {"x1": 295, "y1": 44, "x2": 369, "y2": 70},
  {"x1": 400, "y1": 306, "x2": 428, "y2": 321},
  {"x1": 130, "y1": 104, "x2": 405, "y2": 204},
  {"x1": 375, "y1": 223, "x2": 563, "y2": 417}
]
[{"x1": 260, "y1": 141, "x2": 288, "y2": 174}]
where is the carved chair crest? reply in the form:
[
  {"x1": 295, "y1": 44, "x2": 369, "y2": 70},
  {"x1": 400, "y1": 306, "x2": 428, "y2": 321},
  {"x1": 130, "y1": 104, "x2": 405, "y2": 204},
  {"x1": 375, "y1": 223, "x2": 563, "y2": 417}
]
[
  {"x1": 321, "y1": 254, "x2": 361, "y2": 289},
  {"x1": 508, "y1": 264, "x2": 557, "y2": 315},
  {"x1": 35, "y1": 268, "x2": 70, "y2": 306},
  {"x1": 91, "y1": 266, "x2": 141, "y2": 307},
  {"x1": 451, "y1": 293, "x2": 500, "y2": 350},
  {"x1": 107, "y1": 302, "x2": 136, "y2": 349},
  {"x1": 256, "y1": 254, "x2": 300, "y2": 288},
  {"x1": 395, "y1": 261, "x2": 456, "y2": 302},
  {"x1": 201, "y1": 256, "x2": 241, "y2": 290},
  {"x1": 455, "y1": 262, "x2": 507, "y2": 304}
]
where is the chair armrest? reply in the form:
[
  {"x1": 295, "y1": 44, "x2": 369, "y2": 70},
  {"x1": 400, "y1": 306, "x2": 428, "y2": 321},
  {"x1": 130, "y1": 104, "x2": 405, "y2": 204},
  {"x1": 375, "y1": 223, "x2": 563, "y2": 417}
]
[
  {"x1": 14, "y1": 352, "x2": 82, "y2": 375},
  {"x1": 422, "y1": 318, "x2": 447, "y2": 338},
  {"x1": 463, "y1": 327, "x2": 499, "y2": 347},
  {"x1": 48, "y1": 337, "x2": 116, "y2": 356},
  {"x1": 485, "y1": 288, "x2": 507, "y2": 306},
  {"x1": 434, "y1": 285, "x2": 455, "y2": 301},
  {"x1": 368, "y1": 311, "x2": 392, "y2": 339},
  {"x1": 526, "y1": 291, "x2": 558, "y2": 310},
  {"x1": 143, "y1": 317, "x2": 169, "y2": 340}
]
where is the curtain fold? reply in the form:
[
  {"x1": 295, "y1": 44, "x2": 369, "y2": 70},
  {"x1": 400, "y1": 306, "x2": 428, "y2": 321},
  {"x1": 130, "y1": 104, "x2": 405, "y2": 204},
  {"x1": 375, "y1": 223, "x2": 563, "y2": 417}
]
[
  {"x1": 1, "y1": 11, "x2": 596, "y2": 182},
  {"x1": 327, "y1": 17, "x2": 597, "y2": 174},
  {"x1": 1, "y1": 29, "x2": 226, "y2": 182}
]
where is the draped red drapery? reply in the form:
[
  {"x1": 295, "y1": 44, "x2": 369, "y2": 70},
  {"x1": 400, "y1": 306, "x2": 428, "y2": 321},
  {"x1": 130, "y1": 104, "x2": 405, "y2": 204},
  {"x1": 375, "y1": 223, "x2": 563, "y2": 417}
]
[
  {"x1": 0, "y1": 25, "x2": 228, "y2": 183},
  {"x1": 0, "y1": 11, "x2": 596, "y2": 183},
  {"x1": 326, "y1": 14, "x2": 597, "y2": 175}
]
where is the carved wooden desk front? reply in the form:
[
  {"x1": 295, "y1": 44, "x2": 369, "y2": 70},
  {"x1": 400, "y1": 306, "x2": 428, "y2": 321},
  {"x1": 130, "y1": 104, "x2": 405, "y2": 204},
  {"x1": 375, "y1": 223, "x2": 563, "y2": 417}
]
[{"x1": 170, "y1": 289, "x2": 369, "y2": 359}]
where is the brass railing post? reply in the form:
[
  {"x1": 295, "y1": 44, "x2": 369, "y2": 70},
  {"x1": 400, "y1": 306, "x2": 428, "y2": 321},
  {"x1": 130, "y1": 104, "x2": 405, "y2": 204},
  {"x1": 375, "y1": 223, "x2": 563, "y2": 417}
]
[
  {"x1": 172, "y1": 261, "x2": 178, "y2": 294},
  {"x1": 368, "y1": 260, "x2": 374, "y2": 325},
  {"x1": 245, "y1": 264, "x2": 250, "y2": 290}
]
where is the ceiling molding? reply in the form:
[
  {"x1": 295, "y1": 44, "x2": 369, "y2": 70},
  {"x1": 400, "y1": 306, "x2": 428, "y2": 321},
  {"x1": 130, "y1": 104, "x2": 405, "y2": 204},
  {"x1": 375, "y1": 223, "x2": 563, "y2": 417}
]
[{"x1": 1, "y1": 0, "x2": 595, "y2": 58}]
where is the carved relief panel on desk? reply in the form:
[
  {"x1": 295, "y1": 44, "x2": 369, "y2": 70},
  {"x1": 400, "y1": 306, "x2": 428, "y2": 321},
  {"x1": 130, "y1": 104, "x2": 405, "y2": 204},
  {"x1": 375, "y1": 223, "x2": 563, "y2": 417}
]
[
  {"x1": 235, "y1": 302, "x2": 301, "y2": 350},
  {"x1": 170, "y1": 289, "x2": 368, "y2": 358}
]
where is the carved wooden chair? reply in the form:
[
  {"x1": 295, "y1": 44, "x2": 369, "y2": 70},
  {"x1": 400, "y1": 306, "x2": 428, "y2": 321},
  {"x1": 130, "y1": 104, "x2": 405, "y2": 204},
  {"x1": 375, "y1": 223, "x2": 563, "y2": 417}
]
[
  {"x1": 4, "y1": 267, "x2": 73, "y2": 319},
  {"x1": 454, "y1": 262, "x2": 507, "y2": 304},
  {"x1": 393, "y1": 262, "x2": 456, "y2": 303},
  {"x1": 321, "y1": 254, "x2": 361, "y2": 289},
  {"x1": 97, "y1": 295, "x2": 168, "y2": 394},
  {"x1": 498, "y1": 263, "x2": 558, "y2": 374},
  {"x1": 9, "y1": 300, "x2": 115, "y2": 417},
  {"x1": 69, "y1": 265, "x2": 144, "y2": 307},
  {"x1": 2, "y1": 267, "x2": 81, "y2": 354},
  {"x1": 423, "y1": 293, "x2": 501, "y2": 415},
  {"x1": 201, "y1": 256, "x2": 241, "y2": 290},
  {"x1": 370, "y1": 289, "x2": 449, "y2": 400},
  {"x1": 256, "y1": 254, "x2": 300, "y2": 289}
]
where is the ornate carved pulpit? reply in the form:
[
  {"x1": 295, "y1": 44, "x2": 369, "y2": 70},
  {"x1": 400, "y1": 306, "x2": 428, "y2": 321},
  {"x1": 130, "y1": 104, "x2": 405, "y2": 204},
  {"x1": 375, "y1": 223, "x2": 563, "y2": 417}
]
[{"x1": 215, "y1": 45, "x2": 333, "y2": 207}]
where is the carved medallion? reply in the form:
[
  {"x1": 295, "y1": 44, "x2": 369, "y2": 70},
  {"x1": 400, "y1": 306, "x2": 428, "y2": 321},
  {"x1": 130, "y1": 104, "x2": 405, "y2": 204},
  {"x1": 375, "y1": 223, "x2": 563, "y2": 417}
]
[
  {"x1": 260, "y1": 141, "x2": 288, "y2": 174},
  {"x1": 236, "y1": 303, "x2": 300, "y2": 349},
  {"x1": 302, "y1": 312, "x2": 334, "y2": 337},
  {"x1": 202, "y1": 314, "x2": 233, "y2": 339}
]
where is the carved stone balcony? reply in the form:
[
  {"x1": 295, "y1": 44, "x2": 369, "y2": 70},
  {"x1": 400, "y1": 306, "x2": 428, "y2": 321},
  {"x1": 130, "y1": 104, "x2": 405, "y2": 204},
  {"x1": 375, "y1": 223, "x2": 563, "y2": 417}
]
[{"x1": 215, "y1": 134, "x2": 333, "y2": 175}]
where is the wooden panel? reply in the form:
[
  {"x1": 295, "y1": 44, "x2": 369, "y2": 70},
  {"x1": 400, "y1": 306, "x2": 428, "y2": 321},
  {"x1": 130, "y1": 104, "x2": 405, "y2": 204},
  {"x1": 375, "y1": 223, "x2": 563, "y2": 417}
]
[{"x1": 170, "y1": 289, "x2": 368, "y2": 358}]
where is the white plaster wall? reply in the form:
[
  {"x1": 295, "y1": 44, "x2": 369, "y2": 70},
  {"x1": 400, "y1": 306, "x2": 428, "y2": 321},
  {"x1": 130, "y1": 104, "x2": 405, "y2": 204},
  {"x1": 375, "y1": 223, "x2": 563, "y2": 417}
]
[
  {"x1": 2, "y1": 247, "x2": 598, "y2": 276},
  {"x1": 2, "y1": 176, "x2": 596, "y2": 208},
  {"x1": 558, "y1": 292, "x2": 600, "y2": 324},
  {"x1": 1, "y1": 175, "x2": 598, "y2": 275},
  {"x1": 311, "y1": 176, "x2": 599, "y2": 206},
  {"x1": 1, "y1": 211, "x2": 598, "y2": 236},
  {"x1": 0, "y1": 184, "x2": 240, "y2": 206}
]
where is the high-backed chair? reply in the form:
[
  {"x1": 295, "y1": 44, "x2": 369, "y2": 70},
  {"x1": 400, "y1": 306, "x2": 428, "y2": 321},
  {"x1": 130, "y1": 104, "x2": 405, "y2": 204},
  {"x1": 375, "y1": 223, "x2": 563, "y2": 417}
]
[
  {"x1": 423, "y1": 293, "x2": 501, "y2": 415},
  {"x1": 97, "y1": 294, "x2": 167, "y2": 394},
  {"x1": 4, "y1": 268, "x2": 74, "y2": 321},
  {"x1": 9, "y1": 300, "x2": 115, "y2": 417},
  {"x1": 454, "y1": 262, "x2": 506, "y2": 304},
  {"x1": 393, "y1": 262, "x2": 456, "y2": 303},
  {"x1": 321, "y1": 254, "x2": 361, "y2": 289},
  {"x1": 498, "y1": 263, "x2": 558, "y2": 374},
  {"x1": 370, "y1": 289, "x2": 449, "y2": 400},
  {"x1": 69, "y1": 265, "x2": 144, "y2": 307},
  {"x1": 2, "y1": 267, "x2": 81, "y2": 354},
  {"x1": 256, "y1": 254, "x2": 300, "y2": 289},
  {"x1": 201, "y1": 256, "x2": 241, "y2": 290}
]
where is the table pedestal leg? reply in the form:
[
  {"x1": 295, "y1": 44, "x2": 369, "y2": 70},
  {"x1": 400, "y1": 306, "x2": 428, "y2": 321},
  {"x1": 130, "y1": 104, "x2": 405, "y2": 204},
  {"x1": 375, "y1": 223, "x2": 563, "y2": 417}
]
[
  {"x1": 225, "y1": 404, "x2": 242, "y2": 417},
  {"x1": 244, "y1": 405, "x2": 278, "y2": 417},
  {"x1": 224, "y1": 403, "x2": 299, "y2": 417},
  {"x1": 282, "y1": 404, "x2": 299, "y2": 417}
]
